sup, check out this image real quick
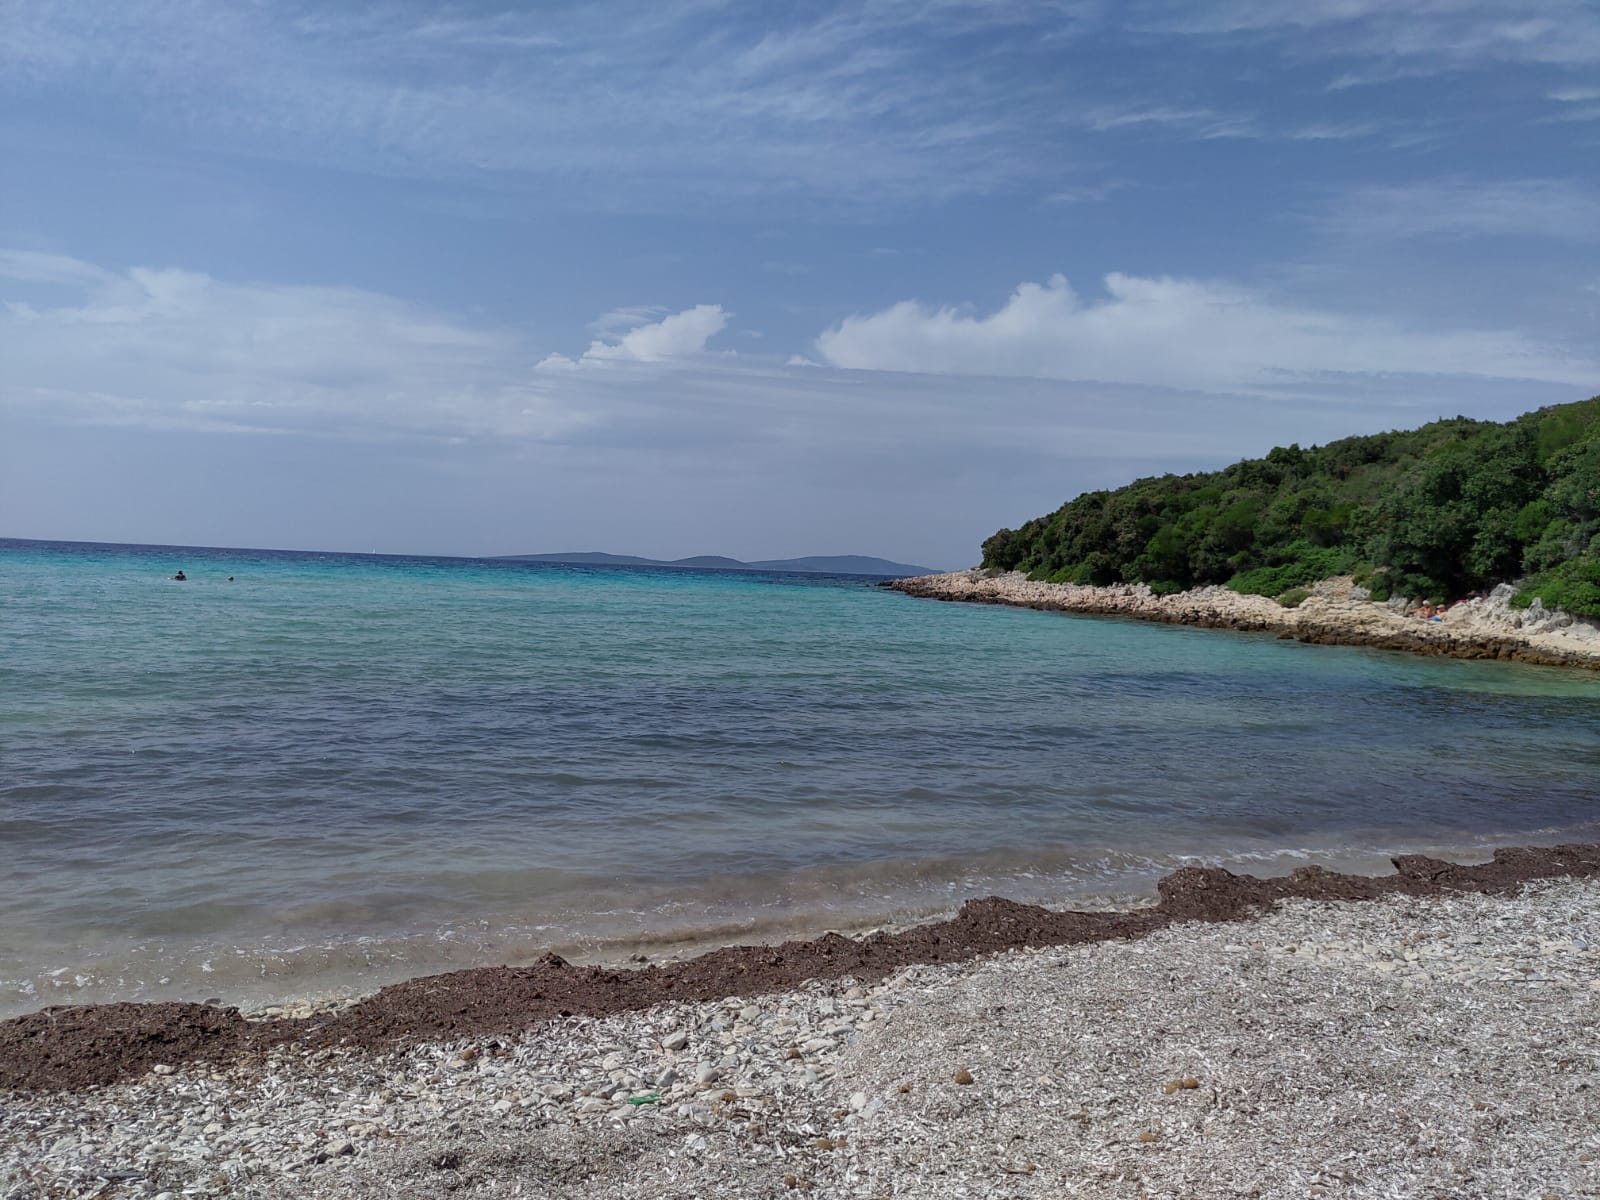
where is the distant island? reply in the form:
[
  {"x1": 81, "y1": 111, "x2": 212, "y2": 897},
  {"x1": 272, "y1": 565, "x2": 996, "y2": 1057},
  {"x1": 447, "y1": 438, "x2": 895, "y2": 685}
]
[{"x1": 494, "y1": 551, "x2": 939, "y2": 578}]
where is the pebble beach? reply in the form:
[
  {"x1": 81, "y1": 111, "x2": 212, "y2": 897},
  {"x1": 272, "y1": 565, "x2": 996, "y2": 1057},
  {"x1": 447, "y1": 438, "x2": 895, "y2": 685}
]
[{"x1": 5, "y1": 858, "x2": 1598, "y2": 1200}]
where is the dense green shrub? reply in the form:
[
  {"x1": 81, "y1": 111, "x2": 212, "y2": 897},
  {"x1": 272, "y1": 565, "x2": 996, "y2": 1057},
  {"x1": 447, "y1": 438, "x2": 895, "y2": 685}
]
[
  {"x1": 980, "y1": 397, "x2": 1600, "y2": 613},
  {"x1": 1277, "y1": 587, "x2": 1312, "y2": 609},
  {"x1": 1515, "y1": 555, "x2": 1600, "y2": 618}
]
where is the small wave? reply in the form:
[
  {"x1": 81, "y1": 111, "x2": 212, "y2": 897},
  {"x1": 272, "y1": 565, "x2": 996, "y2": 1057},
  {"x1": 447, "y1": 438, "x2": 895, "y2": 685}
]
[{"x1": 10, "y1": 827, "x2": 1589, "y2": 1019}]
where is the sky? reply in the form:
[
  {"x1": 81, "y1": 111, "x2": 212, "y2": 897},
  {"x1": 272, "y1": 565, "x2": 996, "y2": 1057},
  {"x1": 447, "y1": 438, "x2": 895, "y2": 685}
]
[{"x1": 2, "y1": 1, "x2": 1598, "y2": 568}]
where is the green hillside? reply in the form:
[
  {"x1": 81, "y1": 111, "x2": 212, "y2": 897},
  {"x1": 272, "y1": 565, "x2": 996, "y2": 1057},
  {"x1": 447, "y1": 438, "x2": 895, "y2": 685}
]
[{"x1": 981, "y1": 397, "x2": 1600, "y2": 617}]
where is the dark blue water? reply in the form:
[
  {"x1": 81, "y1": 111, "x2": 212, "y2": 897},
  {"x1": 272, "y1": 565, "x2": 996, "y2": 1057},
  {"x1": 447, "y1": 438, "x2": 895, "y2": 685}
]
[{"x1": 3, "y1": 537, "x2": 1598, "y2": 1015}]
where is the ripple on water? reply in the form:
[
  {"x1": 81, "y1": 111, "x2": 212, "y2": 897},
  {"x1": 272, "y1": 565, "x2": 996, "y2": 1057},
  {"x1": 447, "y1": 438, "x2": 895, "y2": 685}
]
[{"x1": 2, "y1": 537, "x2": 1599, "y2": 1015}]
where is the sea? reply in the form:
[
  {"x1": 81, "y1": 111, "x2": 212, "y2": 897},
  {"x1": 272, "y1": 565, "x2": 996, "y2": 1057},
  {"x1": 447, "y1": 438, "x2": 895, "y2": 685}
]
[{"x1": 4, "y1": 536, "x2": 1599, "y2": 1019}]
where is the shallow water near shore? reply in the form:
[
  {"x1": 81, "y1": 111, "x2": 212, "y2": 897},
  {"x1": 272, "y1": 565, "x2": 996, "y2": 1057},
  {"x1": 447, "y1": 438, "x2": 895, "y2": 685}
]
[{"x1": 4, "y1": 537, "x2": 1600, "y2": 1018}]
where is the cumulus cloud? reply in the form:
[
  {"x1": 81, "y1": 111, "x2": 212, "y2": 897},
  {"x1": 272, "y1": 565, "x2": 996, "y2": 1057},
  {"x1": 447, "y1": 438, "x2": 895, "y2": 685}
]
[
  {"x1": 8, "y1": 248, "x2": 1593, "y2": 565},
  {"x1": 539, "y1": 304, "x2": 731, "y2": 370},
  {"x1": 583, "y1": 304, "x2": 730, "y2": 362},
  {"x1": 814, "y1": 273, "x2": 1598, "y2": 391}
]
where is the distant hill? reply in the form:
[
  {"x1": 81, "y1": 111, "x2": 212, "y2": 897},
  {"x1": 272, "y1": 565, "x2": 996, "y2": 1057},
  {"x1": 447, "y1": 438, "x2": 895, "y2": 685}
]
[
  {"x1": 494, "y1": 551, "x2": 937, "y2": 578},
  {"x1": 981, "y1": 396, "x2": 1600, "y2": 616}
]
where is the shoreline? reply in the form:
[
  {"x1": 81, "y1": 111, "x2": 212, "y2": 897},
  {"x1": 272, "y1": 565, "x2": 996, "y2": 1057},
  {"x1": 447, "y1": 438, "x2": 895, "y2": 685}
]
[
  {"x1": 887, "y1": 570, "x2": 1600, "y2": 669},
  {"x1": 1, "y1": 837, "x2": 1485, "y2": 1023},
  {"x1": 4, "y1": 857, "x2": 1597, "y2": 1199},
  {"x1": 5, "y1": 841, "x2": 1597, "y2": 1095}
]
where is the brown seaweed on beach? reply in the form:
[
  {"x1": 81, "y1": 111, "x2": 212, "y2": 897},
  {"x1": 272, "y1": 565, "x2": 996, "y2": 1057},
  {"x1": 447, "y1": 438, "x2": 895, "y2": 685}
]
[{"x1": 2, "y1": 842, "x2": 1597, "y2": 1093}]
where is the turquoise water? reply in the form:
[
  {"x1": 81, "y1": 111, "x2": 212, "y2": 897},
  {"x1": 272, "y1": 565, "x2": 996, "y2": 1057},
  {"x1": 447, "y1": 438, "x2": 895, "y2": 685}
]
[{"x1": 4, "y1": 537, "x2": 1600, "y2": 1016}]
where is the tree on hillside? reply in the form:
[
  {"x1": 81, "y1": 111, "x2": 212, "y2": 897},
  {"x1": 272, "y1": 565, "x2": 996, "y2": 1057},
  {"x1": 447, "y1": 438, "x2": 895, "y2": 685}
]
[{"x1": 978, "y1": 397, "x2": 1600, "y2": 616}]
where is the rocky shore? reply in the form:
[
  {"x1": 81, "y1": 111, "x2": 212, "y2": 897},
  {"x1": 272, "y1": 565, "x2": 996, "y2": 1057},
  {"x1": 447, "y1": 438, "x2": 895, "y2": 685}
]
[
  {"x1": 3, "y1": 846, "x2": 1599, "y2": 1198},
  {"x1": 889, "y1": 571, "x2": 1600, "y2": 669}
]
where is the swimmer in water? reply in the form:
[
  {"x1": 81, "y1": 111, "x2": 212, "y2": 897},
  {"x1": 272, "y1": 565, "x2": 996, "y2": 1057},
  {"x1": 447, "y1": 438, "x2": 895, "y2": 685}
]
[{"x1": 172, "y1": 570, "x2": 188, "y2": 581}]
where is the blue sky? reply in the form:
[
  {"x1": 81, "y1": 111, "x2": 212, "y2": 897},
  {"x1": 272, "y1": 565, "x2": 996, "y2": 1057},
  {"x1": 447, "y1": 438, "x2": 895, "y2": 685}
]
[{"x1": 2, "y1": 1, "x2": 1597, "y2": 567}]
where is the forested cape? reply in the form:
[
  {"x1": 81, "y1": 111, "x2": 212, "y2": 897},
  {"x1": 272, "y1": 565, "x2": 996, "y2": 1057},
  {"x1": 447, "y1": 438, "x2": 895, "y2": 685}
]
[{"x1": 981, "y1": 397, "x2": 1600, "y2": 617}]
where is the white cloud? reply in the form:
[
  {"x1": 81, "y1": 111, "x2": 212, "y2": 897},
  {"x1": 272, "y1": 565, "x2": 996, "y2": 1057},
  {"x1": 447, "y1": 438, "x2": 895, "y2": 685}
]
[
  {"x1": 10, "y1": 0, "x2": 1501, "y2": 215},
  {"x1": 0, "y1": 248, "x2": 116, "y2": 289},
  {"x1": 814, "y1": 272, "x2": 1599, "y2": 392},
  {"x1": 0, "y1": 250, "x2": 586, "y2": 441},
  {"x1": 1076, "y1": 105, "x2": 1257, "y2": 139},
  {"x1": 0, "y1": 250, "x2": 746, "y2": 447},
  {"x1": 1545, "y1": 98, "x2": 1600, "y2": 123},
  {"x1": 1282, "y1": 120, "x2": 1384, "y2": 140},
  {"x1": 1132, "y1": 1, "x2": 1600, "y2": 69},
  {"x1": 583, "y1": 305, "x2": 730, "y2": 362},
  {"x1": 8, "y1": 248, "x2": 1594, "y2": 566},
  {"x1": 1043, "y1": 180, "x2": 1130, "y2": 204},
  {"x1": 0, "y1": 2, "x2": 1083, "y2": 206},
  {"x1": 5, "y1": 248, "x2": 1592, "y2": 486},
  {"x1": 539, "y1": 305, "x2": 732, "y2": 370},
  {"x1": 1320, "y1": 179, "x2": 1600, "y2": 242}
]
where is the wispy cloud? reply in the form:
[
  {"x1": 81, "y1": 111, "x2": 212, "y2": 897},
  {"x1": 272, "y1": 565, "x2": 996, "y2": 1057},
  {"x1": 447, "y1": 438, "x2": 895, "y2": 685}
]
[
  {"x1": 1076, "y1": 105, "x2": 1257, "y2": 139},
  {"x1": 814, "y1": 272, "x2": 1598, "y2": 392},
  {"x1": 0, "y1": 249, "x2": 117, "y2": 289},
  {"x1": 1282, "y1": 120, "x2": 1386, "y2": 141},
  {"x1": 400, "y1": 16, "x2": 563, "y2": 51},
  {"x1": 588, "y1": 307, "x2": 668, "y2": 338},
  {"x1": 1131, "y1": 1, "x2": 1600, "y2": 70},
  {"x1": 1043, "y1": 180, "x2": 1131, "y2": 205},
  {"x1": 1543, "y1": 85, "x2": 1600, "y2": 123},
  {"x1": 12, "y1": 0, "x2": 1544, "y2": 215},
  {"x1": 0, "y1": 2, "x2": 1092, "y2": 206},
  {"x1": 1318, "y1": 179, "x2": 1600, "y2": 242},
  {"x1": 0, "y1": 249, "x2": 578, "y2": 441}
]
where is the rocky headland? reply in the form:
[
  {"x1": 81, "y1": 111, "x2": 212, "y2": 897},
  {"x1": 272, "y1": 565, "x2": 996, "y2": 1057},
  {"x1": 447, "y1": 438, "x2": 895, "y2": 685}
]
[{"x1": 890, "y1": 571, "x2": 1600, "y2": 669}]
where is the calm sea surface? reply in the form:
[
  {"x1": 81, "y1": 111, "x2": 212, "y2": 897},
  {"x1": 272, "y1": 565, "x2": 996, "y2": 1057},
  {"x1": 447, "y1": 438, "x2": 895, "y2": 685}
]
[{"x1": 3, "y1": 537, "x2": 1599, "y2": 1017}]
